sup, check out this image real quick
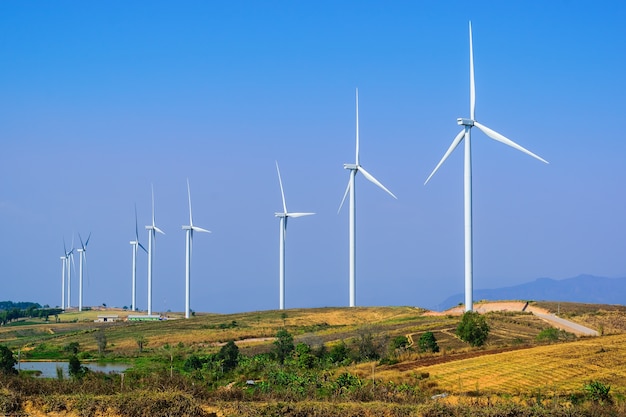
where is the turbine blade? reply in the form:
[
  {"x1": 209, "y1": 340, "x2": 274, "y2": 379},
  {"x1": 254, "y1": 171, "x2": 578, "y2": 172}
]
[
  {"x1": 79, "y1": 233, "x2": 85, "y2": 251},
  {"x1": 424, "y1": 129, "x2": 466, "y2": 184},
  {"x1": 358, "y1": 166, "x2": 397, "y2": 199},
  {"x1": 287, "y1": 212, "x2": 315, "y2": 218},
  {"x1": 187, "y1": 178, "x2": 194, "y2": 227},
  {"x1": 63, "y1": 238, "x2": 68, "y2": 256},
  {"x1": 154, "y1": 226, "x2": 165, "y2": 235},
  {"x1": 85, "y1": 232, "x2": 91, "y2": 247},
  {"x1": 192, "y1": 226, "x2": 211, "y2": 233},
  {"x1": 355, "y1": 88, "x2": 360, "y2": 165},
  {"x1": 474, "y1": 122, "x2": 549, "y2": 164},
  {"x1": 70, "y1": 253, "x2": 77, "y2": 276},
  {"x1": 138, "y1": 242, "x2": 148, "y2": 253},
  {"x1": 338, "y1": 179, "x2": 351, "y2": 214},
  {"x1": 151, "y1": 184, "x2": 156, "y2": 227},
  {"x1": 134, "y1": 203, "x2": 140, "y2": 240},
  {"x1": 275, "y1": 161, "x2": 288, "y2": 213},
  {"x1": 469, "y1": 21, "x2": 475, "y2": 120}
]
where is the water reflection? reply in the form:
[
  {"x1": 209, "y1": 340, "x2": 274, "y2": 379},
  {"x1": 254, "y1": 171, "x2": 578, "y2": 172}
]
[{"x1": 18, "y1": 361, "x2": 129, "y2": 378}]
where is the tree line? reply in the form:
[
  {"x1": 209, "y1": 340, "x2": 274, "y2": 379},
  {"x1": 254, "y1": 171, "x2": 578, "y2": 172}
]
[{"x1": 0, "y1": 301, "x2": 63, "y2": 326}]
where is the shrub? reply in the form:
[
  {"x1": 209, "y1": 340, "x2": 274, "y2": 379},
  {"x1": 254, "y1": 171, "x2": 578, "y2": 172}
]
[
  {"x1": 327, "y1": 341, "x2": 350, "y2": 365},
  {"x1": 217, "y1": 340, "x2": 239, "y2": 372},
  {"x1": 63, "y1": 342, "x2": 80, "y2": 355},
  {"x1": 456, "y1": 311, "x2": 489, "y2": 347},
  {"x1": 0, "y1": 345, "x2": 17, "y2": 375},
  {"x1": 418, "y1": 332, "x2": 440, "y2": 353},
  {"x1": 273, "y1": 329, "x2": 294, "y2": 364},
  {"x1": 68, "y1": 355, "x2": 87, "y2": 379},
  {"x1": 584, "y1": 380, "x2": 611, "y2": 404}
]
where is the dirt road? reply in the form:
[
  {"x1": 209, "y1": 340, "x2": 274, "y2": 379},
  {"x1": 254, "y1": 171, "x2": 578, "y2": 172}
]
[{"x1": 533, "y1": 312, "x2": 599, "y2": 336}]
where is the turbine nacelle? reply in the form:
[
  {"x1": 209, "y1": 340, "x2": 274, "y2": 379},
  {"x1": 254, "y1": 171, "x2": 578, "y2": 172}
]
[
  {"x1": 146, "y1": 225, "x2": 165, "y2": 234},
  {"x1": 457, "y1": 118, "x2": 474, "y2": 126},
  {"x1": 343, "y1": 163, "x2": 358, "y2": 170}
]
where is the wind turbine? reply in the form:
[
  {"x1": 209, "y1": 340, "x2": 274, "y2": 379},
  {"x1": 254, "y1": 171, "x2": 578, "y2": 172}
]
[
  {"x1": 145, "y1": 185, "x2": 164, "y2": 316},
  {"x1": 339, "y1": 88, "x2": 397, "y2": 307},
  {"x1": 182, "y1": 179, "x2": 210, "y2": 319},
  {"x1": 63, "y1": 238, "x2": 75, "y2": 309},
  {"x1": 274, "y1": 161, "x2": 314, "y2": 310},
  {"x1": 424, "y1": 22, "x2": 548, "y2": 312},
  {"x1": 77, "y1": 233, "x2": 91, "y2": 312},
  {"x1": 130, "y1": 204, "x2": 147, "y2": 312}
]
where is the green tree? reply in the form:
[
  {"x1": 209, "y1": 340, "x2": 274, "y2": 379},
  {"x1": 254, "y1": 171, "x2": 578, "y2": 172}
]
[
  {"x1": 294, "y1": 343, "x2": 316, "y2": 369},
  {"x1": 94, "y1": 328, "x2": 107, "y2": 355},
  {"x1": 0, "y1": 345, "x2": 17, "y2": 375},
  {"x1": 273, "y1": 329, "x2": 294, "y2": 364},
  {"x1": 64, "y1": 342, "x2": 80, "y2": 355},
  {"x1": 217, "y1": 340, "x2": 239, "y2": 372},
  {"x1": 418, "y1": 332, "x2": 440, "y2": 353},
  {"x1": 68, "y1": 355, "x2": 86, "y2": 379},
  {"x1": 456, "y1": 311, "x2": 490, "y2": 347},
  {"x1": 354, "y1": 328, "x2": 382, "y2": 361},
  {"x1": 328, "y1": 341, "x2": 351, "y2": 365}
]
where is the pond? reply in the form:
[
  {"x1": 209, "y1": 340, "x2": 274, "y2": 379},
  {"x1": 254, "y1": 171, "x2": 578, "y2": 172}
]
[{"x1": 18, "y1": 361, "x2": 130, "y2": 378}]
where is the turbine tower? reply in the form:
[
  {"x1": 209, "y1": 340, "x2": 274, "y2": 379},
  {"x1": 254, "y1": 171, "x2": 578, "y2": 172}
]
[
  {"x1": 424, "y1": 22, "x2": 548, "y2": 312},
  {"x1": 274, "y1": 161, "x2": 315, "y2": 310},
  {"x1": 145, "y1": 185, "x2": 165, "y2": 316},
  {"x1": 339, "y1": 88, "x2": 397, "y2": 307},
  {"x1": 60, "y1": 255, "x2": 66, "y2": 309},
  {"x1": 182, "y1": 179, "x2": 210, "y2": 319},
  {"x1": 77, "y1": 233, "x2": 91, "y2": 312},
  {"x1": 130, "y1": 204, "x2": 147, "y2": 311},
  {"x1": 64, "y1": 238, "x2": 74, "y2": 309}
]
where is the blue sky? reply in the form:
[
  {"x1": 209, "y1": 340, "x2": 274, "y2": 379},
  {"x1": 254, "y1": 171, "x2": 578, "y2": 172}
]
[{"x1": 1, "y1": 1, "x2": 625, "y2": 313}]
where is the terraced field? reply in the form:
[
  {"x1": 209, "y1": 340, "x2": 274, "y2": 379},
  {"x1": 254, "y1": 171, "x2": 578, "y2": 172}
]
[{"x1": 380, "y1": 334, "x2": 626, "y2": 397}]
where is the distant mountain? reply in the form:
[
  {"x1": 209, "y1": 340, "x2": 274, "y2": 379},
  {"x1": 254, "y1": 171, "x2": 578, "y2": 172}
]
[{"x1": 438, "y1": 274, "x2": 626, "y2": 311}]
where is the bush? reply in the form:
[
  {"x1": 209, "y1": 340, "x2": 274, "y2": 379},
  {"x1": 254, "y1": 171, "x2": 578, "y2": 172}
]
[
  {"x1": 456, "y1": 311, "x2": 489, "y2": 347},
  {"x1": 217, "y1": 340, "x2": 239, "y2": 372},
  {"x1": 0, "y1": 345, "x2": 17, "y2": 375},
  {"x1": 418, "y1": 332, "x2": 440, "y2": 353},
  {"x1": 353, "y1": 328, "x2": 383, "y2": 361},
  {"x1": 584, "y1": 380, "x2": 612, "y2": 404},
  {"x1": 327, "y1": 341, "x2": 350, "y2": 365},
  {"x1": 273, "y1": 329, "x2": 294, "y2": 364},
  {"x1": 68, "y1": 355, "x2": 87, "y2": 379}
]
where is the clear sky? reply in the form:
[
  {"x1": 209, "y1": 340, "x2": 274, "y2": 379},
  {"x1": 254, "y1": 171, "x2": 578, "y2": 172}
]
[{"x1": 1, "y1": 1, "x2": 625, "y2": 313}]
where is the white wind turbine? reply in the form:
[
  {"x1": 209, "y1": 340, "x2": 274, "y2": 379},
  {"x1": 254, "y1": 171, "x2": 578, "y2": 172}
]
[
  {"x1": 182, "y1": 179, "x2": 210, "y2": 319},
  {"x1": 130, "y1": 205, "x2": 147, "y2": 312},
  {"x1": 145, "y1": 185, "x2": 165, "y2": 316},
  {"x1": 63, "y1": 238, "x2": 75, "y2": 309},
  {"x1": 424, "y1": 22, "x2": 548, "y2": 312},
  {"x1": 77, "y1": 232, "x2": 91, "y2": 312},
  {"x1": 274, "y1": 161, "x2": 315, "y2": 310},
  {"x1": 339, "y1": 88, "x2": 397, "y2": 308}
]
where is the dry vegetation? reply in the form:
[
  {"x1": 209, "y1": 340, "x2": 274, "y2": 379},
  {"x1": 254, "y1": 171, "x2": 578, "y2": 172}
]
[{"x1": 3, "y1": 302, "x2": 626, "y2": 416}]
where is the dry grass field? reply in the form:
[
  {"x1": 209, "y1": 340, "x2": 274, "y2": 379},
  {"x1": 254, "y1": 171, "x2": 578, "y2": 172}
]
[
  {"x1": 3, "y1": 302, "x2": 626, "y2": 416},
  {"x1": 385, "y1": 333, "x2": 626, "y2": 397}
]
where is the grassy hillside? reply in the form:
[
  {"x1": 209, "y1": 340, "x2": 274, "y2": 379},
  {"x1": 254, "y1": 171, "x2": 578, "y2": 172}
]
[
  {"x1": 2, "y1": 302, "x2": 626, "y2": 416},
  {"x1": 2, "y1": 306, "x2": 555, "y2": 359}
]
